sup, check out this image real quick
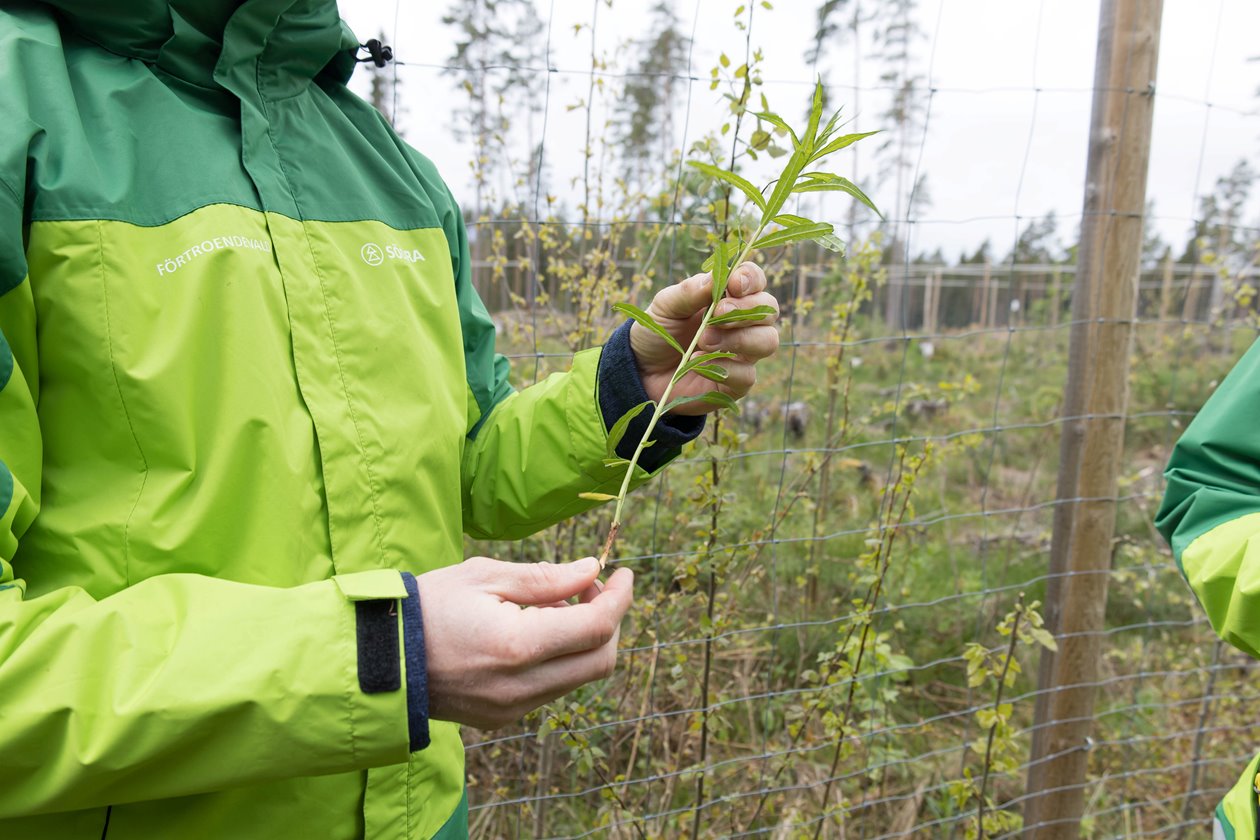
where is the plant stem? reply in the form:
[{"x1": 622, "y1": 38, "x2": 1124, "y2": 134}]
[
  {"x1": 743, "y1": 446, "x2": 924, "y2": 834},
  {"x1": 691, "y1": 417, "x2": 724, "y2": 840},
  {"x1": 807, "y1": 281, "x2": 863, "y2": 603},
  {"x1": 811, "y1": 449, "x2": 918, "y2": 840},
  {"x1": 976, "y1": 596, "x2": 1026, "y2": 840},
  {"x1": 598, "y1": 227, "x2": 767, "y2": 569},
  {"x1": 554, "y1": 712, "x2": 649, "y2": 840}
]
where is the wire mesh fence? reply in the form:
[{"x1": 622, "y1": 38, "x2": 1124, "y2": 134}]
[{"x1": 344, "y1": 0, "x2": 1260, "y2": 835}]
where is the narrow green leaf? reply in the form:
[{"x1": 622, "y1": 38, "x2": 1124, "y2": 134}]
[
  {"x1": 751, "y1": 222, "x2": 835, "y2": 251},
  {"x1": 687, "y1": 161, "x2": 766, "y2": 212},
  {"x1": 662, "y1": 394, "x2": 704, "y2": 414},
  {"x1": 663, "y1": 390, "x2": 740, "y2": 415},
  {"x1": 578, "y1": 492, "x2": 619, "y2": 502},
  {"x1": 762, "y1": 151, "x2": 810, "y2": 223},
  {"x1": 613, "y1": 303, "x2": 684, "y2": 354},
  {"x1": 702, "y1": 390, "x2": 740, "y2": 412},
  {"x1": 773, "y1": 213, "x2": 817, "y2": 227},
  {"x1": 791, "y1": 177, "x2": 882, "y2": 217},
  {"x1": 804, "y1": 79, "x2": 825, "y2": 150},
  {"x1": 815, "y1": 130, "x2": 880, "y2": 160},
  {"x1": 815, "y1": 232, "x2": 846, "y2": 253},
  {"x1": 753, "y1": 111, "x2": 799, "y2": 148},
  {"x1": 677, "y1": 350, "x2": 738, "y2": 379},
  {"x1": 707, "y1": 304, "x2": 777, "y2": 326},
  {"x1": 817, "y1": 107, "x2": 845, "y2": 147},
  {"x1": 771, "y1": 215, "x2": 841, "y2": 251},
  {"x1": 605, "y1": 399, "x2": 654, "y2": 458},
  {"x1": 710, "y1": 239, "x2": 732, "y2": 303},
  {"x1": 691, "y1": 364, "x2": 729, "y2": 383},
  {"x1": 603, "y1": 457, "x2": 631, "y2": 469}
]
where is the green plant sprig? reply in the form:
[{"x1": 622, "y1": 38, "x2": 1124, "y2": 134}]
[
  {"x1": 955, "y1": 593, "x2": 1057, "y2": 839},
  {"x1": 592, "y1": 79, "x2": 881, "y2": 568}
]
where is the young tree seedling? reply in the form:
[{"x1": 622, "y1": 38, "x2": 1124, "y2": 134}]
[{"x1": 587, "y1": 79, "x2": 882, "y2": 568}]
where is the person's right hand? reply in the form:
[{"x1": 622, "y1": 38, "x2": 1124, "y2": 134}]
[{"x1": 416, "y1": 556, "x2": 633, "y2": 730}]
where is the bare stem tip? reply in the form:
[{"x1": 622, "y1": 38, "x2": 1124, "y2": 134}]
[{"x1": 597, "y1": 522, "x2": 620, "y2": 570}]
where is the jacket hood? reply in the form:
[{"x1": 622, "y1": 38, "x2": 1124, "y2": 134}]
[{"x1": 39, "y1": 0, "x2": 359, "y2": 93}]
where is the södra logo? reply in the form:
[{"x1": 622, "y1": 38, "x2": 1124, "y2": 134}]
[{"x1": 360, "y1": 242, "x2": 425, "y2": 267}]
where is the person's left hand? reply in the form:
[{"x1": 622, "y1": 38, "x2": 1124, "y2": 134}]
[{"x1": 629, "y1": 262, "x2": 779, "y2": 415}]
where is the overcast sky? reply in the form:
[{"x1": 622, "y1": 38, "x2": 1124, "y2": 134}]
[{"x1": 336, "y1": 0, "x2": 1260, "y2": 261}]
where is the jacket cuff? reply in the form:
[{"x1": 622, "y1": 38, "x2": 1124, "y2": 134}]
[
  {"x1": 597, "y1": 320, "x2": 705, "y2": 472},
  {"x1": 348, "y1": 573, "x2": 430, "y2": 752},
  {"x1": 399, "y1": 573, "x2": 431, "y2": 751}
]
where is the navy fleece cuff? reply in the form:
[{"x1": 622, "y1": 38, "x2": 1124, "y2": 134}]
[
  {"x1": 597, "y1": 320, "x2": 705, "y2": 472},
  {"x1": 400, "y1": 572, "x2": 431, "y2": 751}
]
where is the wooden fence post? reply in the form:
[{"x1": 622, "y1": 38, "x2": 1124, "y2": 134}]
[
  {"x1": 982, "y1": 258, "x2": 994, "y2": 328},
  {"x1": 1049, "y1": 270, "x2": 1062, "y2": 328},
  {"x1": 1023, "y1": 1, "x2": 1164, "y2": 837},
  {"x1": 923, "y1": 269, "x2": 940, "y2": 334},
  {"x1": 1158, "y1": 250, "x2": 1175, "y2": 334}
]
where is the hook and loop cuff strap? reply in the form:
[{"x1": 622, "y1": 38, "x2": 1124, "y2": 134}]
[
  {"x1": 354, "y1": 598, "x2": 401, "y2": 693},
  {"x1": 347, "y1": 571, "x2": 430, "y2": 752}
]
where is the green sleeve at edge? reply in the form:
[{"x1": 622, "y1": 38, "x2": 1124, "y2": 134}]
[
  {"x1": 1156, "y1": 337, "x2": 1260, "y2": 654},
  {"x1": 1180, "y1": 512, "x2": 1260, "y2": 658},
  {"x1": 1156, "y1": 337, "x2": 1260, "y2": 565},
  {"x1": 434, "y1": 164, "x2": 667, "y2": 541},
  {"x1": 461, "y1": 346, "x2": 657, "y2": 541}
]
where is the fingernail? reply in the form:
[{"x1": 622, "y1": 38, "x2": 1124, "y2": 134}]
[
  {"x1": 715, "y1": 301, "x2": 733, "y2": 316},
  {"x1": 701, "y1": 329, "x2": 719, "y2": 347}
]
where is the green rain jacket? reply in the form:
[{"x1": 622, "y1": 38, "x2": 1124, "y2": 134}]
[
  {"x1": 0, "y1": 1, "x2": 672, "y2": 837},
  {"x1": 1157, "y1": 337, "x2": 1260, "y2": 837}
]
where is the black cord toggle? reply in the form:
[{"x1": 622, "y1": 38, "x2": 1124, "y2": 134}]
[{"x1": 357, "y1": 39, "x2": 394, "y2": 68}]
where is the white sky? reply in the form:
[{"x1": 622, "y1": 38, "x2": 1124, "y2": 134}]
[{"x1": 337, "y1": 0, "x2": 1260, "y2": 261}]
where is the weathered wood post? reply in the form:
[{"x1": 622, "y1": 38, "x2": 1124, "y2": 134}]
[
  {"x1": 1023, "y1": 1, "x2": 1164, "y2": 837},
  {"x1": 1158, "y1": 249, "x2": 1175, "y2": 334}
]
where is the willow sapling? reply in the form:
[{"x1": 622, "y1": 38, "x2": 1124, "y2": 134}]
[{"x1": 587, "y1": 80, "x2": 881, "y2": 568}]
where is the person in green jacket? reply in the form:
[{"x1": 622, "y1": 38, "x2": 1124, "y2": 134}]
[
  {"x1": 0, "y1": 1, "x2": 782, "y2": 837},
  {"x1": 1157, "y1": 338, "x2": 1260, "y2": 838}
]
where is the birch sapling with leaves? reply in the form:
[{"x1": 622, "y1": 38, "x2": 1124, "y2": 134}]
[{"x1": 589, "y1": 80, "x2": 881, "y2": 567}]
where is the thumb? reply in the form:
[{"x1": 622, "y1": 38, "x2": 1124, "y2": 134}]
[
  {"x1": 650, "y1": 272, "x2": 714, "y2": 320},
  {"x1": 488, "y1": 557, "x2": 602, "y2": 606}
]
